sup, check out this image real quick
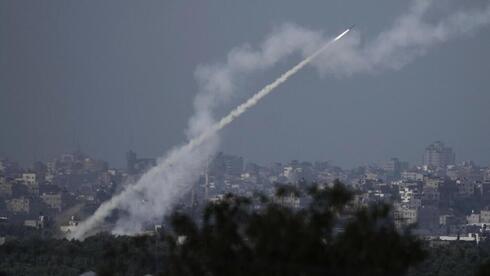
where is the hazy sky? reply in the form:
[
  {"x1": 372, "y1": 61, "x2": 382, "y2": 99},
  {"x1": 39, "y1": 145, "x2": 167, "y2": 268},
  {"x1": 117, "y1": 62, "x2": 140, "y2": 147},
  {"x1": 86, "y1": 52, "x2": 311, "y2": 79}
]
[{"x1": 1, "y1": 0, "x2": 489, "y2": 168}]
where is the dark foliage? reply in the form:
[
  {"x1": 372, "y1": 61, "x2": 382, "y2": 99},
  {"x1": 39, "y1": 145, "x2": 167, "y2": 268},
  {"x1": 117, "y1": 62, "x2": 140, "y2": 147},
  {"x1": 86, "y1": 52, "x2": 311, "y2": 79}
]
[
  {"x1": 409, "y1": 240, "x2": 490, "y2": 276},
  {"x1": 0, "y1": 233, "x2": 158, "y2": 275},
  {"x1": 162, "y1": 180, "x2": 426, "y2": 276}
]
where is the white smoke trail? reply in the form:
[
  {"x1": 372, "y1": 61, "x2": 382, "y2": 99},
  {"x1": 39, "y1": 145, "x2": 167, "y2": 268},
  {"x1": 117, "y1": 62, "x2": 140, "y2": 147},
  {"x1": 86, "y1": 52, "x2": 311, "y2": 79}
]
[
  {"x1": 189, "y1": 29, "x2": 351, "y2": 149},
  {"x1": 69, "y1": 29, "x2": 350, "y2": 240},
  {"x1": 311, "y1": 0, "x2": 490, "y2": 76},
  {"x1": 70, "y1": 0, "x2": 490, "y2": 239}
]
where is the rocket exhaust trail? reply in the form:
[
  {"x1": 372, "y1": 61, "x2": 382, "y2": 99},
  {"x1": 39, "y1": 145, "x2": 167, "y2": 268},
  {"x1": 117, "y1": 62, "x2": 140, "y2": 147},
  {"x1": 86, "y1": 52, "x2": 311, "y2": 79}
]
[
  {"x1": 189, "y1": 28, "x2": 351, "y2": 148},
  {"x1": 70, "y1": 28, "x2": 351, "y2": 240}
]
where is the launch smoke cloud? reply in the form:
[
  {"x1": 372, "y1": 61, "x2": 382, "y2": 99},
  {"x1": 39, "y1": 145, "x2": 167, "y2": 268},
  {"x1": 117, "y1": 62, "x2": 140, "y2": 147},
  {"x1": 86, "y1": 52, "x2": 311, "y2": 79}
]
[
  {"x1": 70, "y1": 0, "x2": 490, "y2": 239},
  {"x1": 69, "y1": 28, "x2": 349, "y2": 240}
]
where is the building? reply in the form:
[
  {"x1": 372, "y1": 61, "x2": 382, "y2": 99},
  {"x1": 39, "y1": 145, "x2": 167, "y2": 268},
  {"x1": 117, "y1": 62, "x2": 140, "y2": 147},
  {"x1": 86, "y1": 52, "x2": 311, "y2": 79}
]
[
  {"x1": 60, "y1": 216, "x2": 79, "y2": 234},
  {"x1": 209, "y1": 153, "x2": 244, "y2": 183},
  {"x1": 423, "y1": 141, "x2": 455, "y2": 169},
  {"x1": 222, "y1": 154, "x2": 244, "y2": 178},
  {"x1": 425, "y1": 178, "x2": 444, "y2": 189},
  {"x1": 126, "y1": 150, "x2": 156, "y2": 175},
  {"x1": 481, "y1": 210, "x2": 490, "y2": 224},
  {"x1": 481, "y1": 180, "x2": 490, "y2": 203},
  {"x1": 21, "y1": 173, "x2": 36, "y2": 185},
  {"x1": 24, "y1": 215, "x2": 46, "y2": 229},
  {"x1": 384, "y1": 158, "x2": 401, "y2": 179},
  {"x1": 40, "y1": 193, "x2": 62, "y2": 212},
  {"x1": 456, "y1": 180, "x2": 475, "y2": 198},
  {"x1": 274, "y1": 193, "x2": 301, "y2": 209},
  {"x1": 0, "y1": 159, "x2": 20, "y2": 177},
  {"x1": 422, "y1": 186, "x2": 440, "y2": 205},
  {"x1": 394, "y1": 205, "x2": 439, "y2": 230},
  {"x1": 417, "y1": 205, "x2": 440, "y2": 229},
  {"x1": 21, "y1": 172, "x2": 39, "y2": 194},
  {"x1": 467, "y1": 212, "x2": 481, "y2": 224},
  {"x1": 485, "y1": 168, "x2": 490, "y2": 182},
  {"x1": 0, "y1": 178, "x2": 12, "y2": 197},
  {"x1": 399, "y1": 186, "x2": 421, "y2": 205},
  {"x1": 394, "y1": 205, "x2": 418, "y2": 227},
  {"x1": 439, "y1": 214, "x2": 457, "y2": 226},
  {"x1": 401, "y1": 171, "x2": 424, "y2": 182},
  {"x1": 6, "y1": 197, "x2": 30, "y2": 213}
]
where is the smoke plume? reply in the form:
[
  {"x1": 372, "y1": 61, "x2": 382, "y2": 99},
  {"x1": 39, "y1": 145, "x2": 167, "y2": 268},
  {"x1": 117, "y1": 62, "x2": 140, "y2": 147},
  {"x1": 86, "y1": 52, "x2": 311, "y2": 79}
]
[{"x1": 70, "y1": 0, "x2": 490, "y2": 239}]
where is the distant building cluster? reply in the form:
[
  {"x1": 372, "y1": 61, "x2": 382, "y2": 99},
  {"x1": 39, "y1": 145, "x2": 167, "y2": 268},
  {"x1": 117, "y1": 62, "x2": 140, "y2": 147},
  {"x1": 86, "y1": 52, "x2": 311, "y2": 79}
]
[
  {"x1": 0, "y1": 151, "x2": 124, "y2": 234},
  {"x1": 1, "y1": 141, "x2": 490, "y2": 242}
]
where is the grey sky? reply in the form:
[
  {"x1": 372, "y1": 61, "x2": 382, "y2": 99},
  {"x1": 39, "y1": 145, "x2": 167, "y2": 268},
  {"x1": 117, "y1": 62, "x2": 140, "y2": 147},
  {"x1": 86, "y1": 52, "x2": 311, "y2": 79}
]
[{"x1": 1, "y1": 0, "x2": 489, "y2": 168}]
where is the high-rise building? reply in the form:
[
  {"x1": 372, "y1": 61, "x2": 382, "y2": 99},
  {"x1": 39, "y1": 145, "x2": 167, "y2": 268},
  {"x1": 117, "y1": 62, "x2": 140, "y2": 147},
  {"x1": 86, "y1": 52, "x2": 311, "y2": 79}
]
[
  {"x1": 126, "y1": 150, "x2": 156, "y2": 175},
  {"x1": 208, "y1": 153, "x2": 244, "y2": 186},
  {"x1": 423, "y1": 141, "x2": 455, "y2": 169},
  {"x1": 482, "y1": 179, "x2": 490, "y2": 204},
  {"x1": 222, "y1": 154, "x2": 243, "y2": 178},
  {"x1": 384, "y1": 158, "x2": 401, "y2": 179},
  {"x1": 126, "y1": 150, "x2": 137, "y2": 174}
]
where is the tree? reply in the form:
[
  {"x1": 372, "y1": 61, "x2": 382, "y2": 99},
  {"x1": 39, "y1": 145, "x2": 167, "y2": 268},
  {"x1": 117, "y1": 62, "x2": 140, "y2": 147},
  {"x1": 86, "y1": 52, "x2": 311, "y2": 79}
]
[{"x1": 162, "y1": 180, "x2": 426, "y2": 276}]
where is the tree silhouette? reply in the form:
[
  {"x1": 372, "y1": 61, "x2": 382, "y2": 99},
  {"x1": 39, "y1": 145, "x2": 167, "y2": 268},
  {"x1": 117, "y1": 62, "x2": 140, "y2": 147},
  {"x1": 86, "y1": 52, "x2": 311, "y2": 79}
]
[{"x1": 162, "y1": 180, "x2": 426, "y2": 276}]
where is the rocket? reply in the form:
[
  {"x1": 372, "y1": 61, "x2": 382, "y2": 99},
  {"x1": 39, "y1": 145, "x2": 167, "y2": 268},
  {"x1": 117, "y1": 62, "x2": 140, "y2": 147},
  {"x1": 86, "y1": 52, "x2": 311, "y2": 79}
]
[{"x1": 333, "y1": 26, "x2": 354, "y2": 41}]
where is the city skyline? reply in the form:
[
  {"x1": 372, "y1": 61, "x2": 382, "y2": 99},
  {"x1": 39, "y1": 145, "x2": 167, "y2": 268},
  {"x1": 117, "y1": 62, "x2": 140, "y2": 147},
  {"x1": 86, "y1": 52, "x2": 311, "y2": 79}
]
[{"x1": 2, "y1": 140, "x2": 487, "y2": 172}]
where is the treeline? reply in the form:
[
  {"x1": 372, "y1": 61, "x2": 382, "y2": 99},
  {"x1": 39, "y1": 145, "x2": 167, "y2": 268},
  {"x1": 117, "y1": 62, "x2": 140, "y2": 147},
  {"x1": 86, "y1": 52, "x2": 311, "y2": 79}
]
[
  {"x1": 0, "y1": 234, "x2": 157, "y2": 275},
  {"x1": 409, "y1": 240, "x2": 490, "y2": 276},
  {"x1": 0, "y1": 181, "x2": 488, "y2": 275}
]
